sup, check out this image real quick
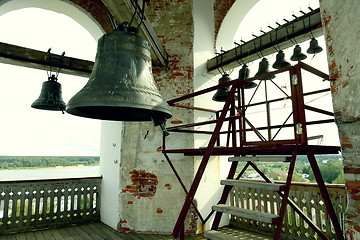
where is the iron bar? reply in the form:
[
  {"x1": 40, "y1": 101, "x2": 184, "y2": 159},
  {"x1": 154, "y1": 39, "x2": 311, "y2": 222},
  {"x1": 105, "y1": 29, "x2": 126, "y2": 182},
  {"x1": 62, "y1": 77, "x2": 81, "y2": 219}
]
[
  {"x1": 171, "y1": 103, "x2": 217, "y2": 113},
  {"x1": 294, "y1": 64, "x2": 308, "y2": 145},
  {"x1": 304, "y1": 105, "x2": 334, "y2": 117},
  {"x1": 264, "y1": 80, "x2": 272, "y2": 140},
  {"x1": 271, "y1": 112, "x2": 293, "y2": 141},
  {"x1": 230, "y1": 101, "x2": 237, "y2": 147},
  {"x1": 298, "y1": 61, "x2": 329, "y2": 80},
  {"x1": 168, "y1": 129, "x2": 213, "y2": 134},
  {"x1": 274, "y1": 148, "x2": 298, "y2": 239},
  {"x1": 162, "y1": 153, "x2": 205, "y2": 224},
  {"x1": 245, "y1": 88, "x2": 330, "y2": 108},
  {"x1": 270, "y1": 79, "x2": 291, "y2": 99},
  {"x1": 245, "y1": 80, "x2": 262, "y2": 112},
  {"x1": 172, "y1": 85, "x2": 237, "y2": 238},
  {"x1": 166, "y1": 116, "x2": 239, "y2": 131},
  {"x1": 245, "y1": 119, "x2": 334, "y2": 132},
  {"x1": 307, "y1": 150, "x2": 344, "y2": 240},
  {"x1": 244, "y1": 118, "x2": 266, "y2": 141}
]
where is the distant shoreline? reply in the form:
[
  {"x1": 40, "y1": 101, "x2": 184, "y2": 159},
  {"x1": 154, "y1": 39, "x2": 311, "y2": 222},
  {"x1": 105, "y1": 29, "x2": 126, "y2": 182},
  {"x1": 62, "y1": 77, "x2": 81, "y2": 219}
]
[{"x1": 0, "y1": 164, "x2": 99, "y2": 171}]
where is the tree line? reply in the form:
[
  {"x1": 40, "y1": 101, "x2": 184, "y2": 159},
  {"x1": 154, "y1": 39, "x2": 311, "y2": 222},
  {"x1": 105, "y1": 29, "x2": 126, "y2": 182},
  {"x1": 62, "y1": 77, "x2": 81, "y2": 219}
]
[
  {"x1": 0, "y1": 156, "x2": 99, "y2": 169},
  {"x1": 237, "y1": 154, "x2": 344, "y2": 184}
]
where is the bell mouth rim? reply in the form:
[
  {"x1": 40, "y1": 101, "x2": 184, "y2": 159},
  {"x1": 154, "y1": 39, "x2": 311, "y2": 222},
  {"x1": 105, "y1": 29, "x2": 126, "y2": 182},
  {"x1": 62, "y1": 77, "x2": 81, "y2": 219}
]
[{"x1": 65, "y1": 104, "x2": 172, "y2": 122}]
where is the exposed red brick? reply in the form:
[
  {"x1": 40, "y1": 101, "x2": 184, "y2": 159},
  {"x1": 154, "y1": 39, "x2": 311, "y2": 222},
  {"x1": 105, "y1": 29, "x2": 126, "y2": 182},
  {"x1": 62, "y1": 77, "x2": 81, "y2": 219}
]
[
  {"x1": 69, "y1": 0, "x2": 113, "y2": 33},
  {"x1": 127, "y1": 201, "x2": 133, "y2": 204},
  {"x1": 345, "y1": 213, "x2": 359, "y2": 219},
  {"x1": 121, "y1": 170, "x2": 158, "y2": 199},
  {"x1": 344, "y1": 167, "x2": 360, "y2": 174},
  {"x1": 352, "y1": 195, "x2": 360, "y2": 201},
  {"x1": 171, "y1": 120, "x2": 183, "y2": 124},
  {"x1": 346, "y1": 181, "x2": 360, "y2": 188},
  {"x1": 347, "y1": 188, "x2": 360, "y2": 194},
  {"x1": 165, "y1": 183, "x2": 172, "y2": 190},
  {"x1": 213, "y1": 0, "x2": 236, "y2": 41},
  {"x1": 342, "y1": 143, "x2": 353, "y2": 149},
  {"x1": 322, "y1": 9, "x2": 332, "y2": 27},
  {"x1": 156, "y1": 208, "x2": 163, "y2": 214}
]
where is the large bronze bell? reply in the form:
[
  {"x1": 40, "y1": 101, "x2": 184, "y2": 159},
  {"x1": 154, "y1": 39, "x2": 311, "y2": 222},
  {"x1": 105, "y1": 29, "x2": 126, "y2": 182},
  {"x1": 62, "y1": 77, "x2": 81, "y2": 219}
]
[
  {"x1": 290, "y1": 45, "x2": 307, "y2": 61},
  {"x1": 31, "y1": 74, "x2": 66, "y2": 111},
  {"x1": 66, "y1": 24, "x2": 172, "y2": 124},
  {"x1": 212, "y1": 74, "x2": 232, "y2": 102},
  {"x1": 307, "y1": 37, "x2": 323, "y2": 54},
  {"x1": 255, "y1": 58, "x2": 275, "y2": 80},
  {"x1": 272, "y1": 50, "x2": 291, "y2": 69},
  {"x1": 238, "y1": 64, "x2": 257, "y2": 89}
]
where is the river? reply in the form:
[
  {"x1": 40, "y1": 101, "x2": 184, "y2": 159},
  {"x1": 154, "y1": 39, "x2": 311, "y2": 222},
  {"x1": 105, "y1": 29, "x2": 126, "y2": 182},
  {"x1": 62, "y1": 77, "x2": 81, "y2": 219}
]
[{"x1": 0, "y1": 166, "x2": 100, "y2": 181}]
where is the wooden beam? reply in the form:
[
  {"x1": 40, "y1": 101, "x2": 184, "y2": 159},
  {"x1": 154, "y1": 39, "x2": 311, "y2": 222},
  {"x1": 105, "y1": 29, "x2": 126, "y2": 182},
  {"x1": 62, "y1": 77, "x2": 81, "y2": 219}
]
[
  {"x1": 101, "y1": 0, "x2": 168, "y2": 69},
  {"x1": 207, "y1": 8, "x2": 323, "y2": 74},
  {"x1": 0, "y1": 42, "x2": 93, "y2": 78}
]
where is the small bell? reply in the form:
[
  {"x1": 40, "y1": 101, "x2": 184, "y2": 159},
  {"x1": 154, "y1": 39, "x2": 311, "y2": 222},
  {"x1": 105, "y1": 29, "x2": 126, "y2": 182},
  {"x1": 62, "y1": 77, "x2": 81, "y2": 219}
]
[
  {"x1": 238, "y1": 64, "x2": 257, "y2": 89},
  {"x1": 255, "y1": 58, "x2": 275, "y2": 80},
  {"x1": 272, "y1": 50, "x2": 291, "y2": 69},
  {"x1": 31, "y1": 74, "x2": 66, "y2": 112},
  {"x1": 212, "y1": 74, "x2": 232, "y2": 102},
  {"x1": 307, "y1": 38, "x2": 323, "y2": 54},
  {"x1": 290, "y1": 45, "x2": 307, "y2": 61}
]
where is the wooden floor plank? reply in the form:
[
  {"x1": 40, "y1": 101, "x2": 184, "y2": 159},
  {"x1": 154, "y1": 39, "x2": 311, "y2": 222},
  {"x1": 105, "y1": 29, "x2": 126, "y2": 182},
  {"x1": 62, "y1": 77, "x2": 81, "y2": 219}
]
[
  {"x1": 32, "y1": 231, "x2": 46, "y2": 240},
  {"x1": 87, "y1": 223, "x2": 121, "y2": 240},
  {"x1": 49, "y1": 229, "x2": 65, "y2": 240},
  {"x1": 41, "y1": 230, "x2": 55, "y2": 240},
  {"x1": 72, "y1": 225, "x2": 93, "y2": 240},
  {"x1": 4, "y1": 235, "x2": 17, "y2": 240},
  {"x1": 15, "y1": 233, "x2": 26, "y2": 240},
  {"x1": 23, "y1": 232, "x2": 36, "y2": 240},
  {"x1": 1, "y1": 222, "x2": 208, "y2": 240},
  {"x1": 78, "y1": 224, "x2": 104, "y2": 240},
  {"x1": 56, "y1": 227, "x2": 75, "y2": 240}
]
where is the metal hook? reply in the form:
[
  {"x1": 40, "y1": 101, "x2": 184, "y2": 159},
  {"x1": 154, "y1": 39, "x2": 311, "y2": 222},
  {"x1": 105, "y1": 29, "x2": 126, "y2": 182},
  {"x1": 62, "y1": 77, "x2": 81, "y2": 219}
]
[
  {"x1": 128, "y1": 0, "x2": 139, "y2": 28},
  {"x1": 136, "y1": 0, "x2": 146, "y2": 32},
  {"x1": 285, "y1": 24, "x2": 296, "y2": 45},
  {"x1": 234, "y1": 42, "x2": 245, "y2": 65},
  {"x1": 46, "y1": 48, "x2": 52, "y2": 78},
  {"x1": 220, "y1": 48, "x2": 227, "y2": 74},
  {"x1": 55, "y1": 51, "x2": 66, "y2": 79},
  {"x1": 215, "y1": 52, "x2": 224, "y2": 75},
  {"x1": 107, "y1": 10, "x2": 116, "y2": 30},
  {"x1": 258, "y1": 35, "x2": 264, "y2": 58}
]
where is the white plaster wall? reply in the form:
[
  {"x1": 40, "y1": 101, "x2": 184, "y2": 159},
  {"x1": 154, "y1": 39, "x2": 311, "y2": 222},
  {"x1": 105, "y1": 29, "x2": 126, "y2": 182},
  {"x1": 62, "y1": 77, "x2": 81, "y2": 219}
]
[
  {"x1": 0, "y1": 0, "x2": 104, "y2": 41},
  {"x1": 193, "y1": 0, "x2": 232, "y2": 231},
  {"x1": 99, "y1": 121, "x2": 122, "y2": 229},
  {"x1": 215, "y1": 0, "x2": 259, "y2": 51}
]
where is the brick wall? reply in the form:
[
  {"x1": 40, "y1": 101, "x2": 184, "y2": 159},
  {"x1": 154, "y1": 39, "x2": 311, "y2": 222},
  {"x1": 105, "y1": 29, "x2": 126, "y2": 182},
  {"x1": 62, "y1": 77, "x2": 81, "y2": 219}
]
[
  {"x1": 213, "y1": 0, "x2": 236, "y2": 43},
  {"x1": 320, "y1": 1, "x2": 360, "y2": 239},
  {"x1": 116, "y1": 0, "x2": 196, "y2": 234}
]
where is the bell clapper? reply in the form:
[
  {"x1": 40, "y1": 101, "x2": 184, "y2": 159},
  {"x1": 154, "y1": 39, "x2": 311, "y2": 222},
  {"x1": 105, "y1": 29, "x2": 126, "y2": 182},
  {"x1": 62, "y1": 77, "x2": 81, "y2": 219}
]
[{"x1": 159, "y1": 123, "x2": 170, "y2": 137}]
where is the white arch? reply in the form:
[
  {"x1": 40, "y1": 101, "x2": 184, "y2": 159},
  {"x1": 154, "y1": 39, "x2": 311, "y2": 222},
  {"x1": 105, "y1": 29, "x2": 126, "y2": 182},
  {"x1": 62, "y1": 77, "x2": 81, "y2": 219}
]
[
  {"x1": 0, "y1": 0, "x2": 104, "y2": 41},
  {"x1": 216, "y1": 0, "x2": 259, "y2": 51}
]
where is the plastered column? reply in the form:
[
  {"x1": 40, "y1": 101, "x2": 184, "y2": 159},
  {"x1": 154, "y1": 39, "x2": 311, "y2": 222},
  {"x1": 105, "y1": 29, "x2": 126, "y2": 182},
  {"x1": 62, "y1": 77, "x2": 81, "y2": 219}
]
[
  {"x1": 320, "y1": 1, "x2": 360, "y2": 239},
  {"x1": 115, "y1": 0, "x2": 196, "y2": 234}
]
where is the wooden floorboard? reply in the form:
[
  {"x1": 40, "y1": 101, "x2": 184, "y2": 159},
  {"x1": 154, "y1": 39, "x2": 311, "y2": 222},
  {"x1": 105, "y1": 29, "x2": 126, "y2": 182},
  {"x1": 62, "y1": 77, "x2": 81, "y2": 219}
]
[{"x1": 0, "y1": 222, "x2": 207, "y2": 239}]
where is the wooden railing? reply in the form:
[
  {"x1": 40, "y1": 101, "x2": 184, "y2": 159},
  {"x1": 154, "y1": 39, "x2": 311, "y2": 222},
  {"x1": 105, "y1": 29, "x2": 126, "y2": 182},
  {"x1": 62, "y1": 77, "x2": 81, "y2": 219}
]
[
  {"x1": 0, "y1": 176, "x2": 101, "y2": 234},
  {"x1": 229, "y1": 181, "x2": 346, "y2": 240}
]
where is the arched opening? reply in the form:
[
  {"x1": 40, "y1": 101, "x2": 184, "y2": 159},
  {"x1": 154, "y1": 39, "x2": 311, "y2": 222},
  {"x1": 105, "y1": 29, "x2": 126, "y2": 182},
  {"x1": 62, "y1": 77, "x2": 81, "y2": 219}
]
[
  {"x1": 0, "y1": 5, "x2": 103, "y2": 178},
  {"x1": 215, "y1": 0, "x2": 343, "y2": 184}
]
